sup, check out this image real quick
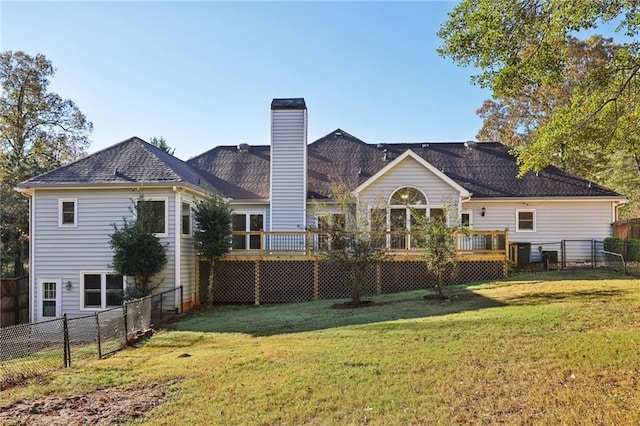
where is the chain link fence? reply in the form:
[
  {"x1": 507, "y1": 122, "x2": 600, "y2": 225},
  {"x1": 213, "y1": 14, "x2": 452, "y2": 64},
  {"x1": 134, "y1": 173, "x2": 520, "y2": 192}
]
[{"x1": 0, "y1": 286, "x2": 183, "y2": 387}]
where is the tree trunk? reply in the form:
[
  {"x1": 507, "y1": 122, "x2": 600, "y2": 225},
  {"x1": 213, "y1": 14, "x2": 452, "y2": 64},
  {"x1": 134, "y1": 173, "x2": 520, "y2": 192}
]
[{"x1": 435, "y1": 268, "x2": 445, "y2": 298}]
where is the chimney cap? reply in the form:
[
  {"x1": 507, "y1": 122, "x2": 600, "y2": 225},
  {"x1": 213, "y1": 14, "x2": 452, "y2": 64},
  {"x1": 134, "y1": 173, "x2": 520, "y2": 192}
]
[{"x1": 271, "y1": 98, "x2": 306, "y2": 110}]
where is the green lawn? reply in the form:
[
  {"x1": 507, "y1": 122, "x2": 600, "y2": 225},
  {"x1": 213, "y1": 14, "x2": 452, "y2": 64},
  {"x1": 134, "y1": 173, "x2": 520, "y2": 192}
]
[{"x1": 2, "y1": 269, "x2": 640, "y2": 425}]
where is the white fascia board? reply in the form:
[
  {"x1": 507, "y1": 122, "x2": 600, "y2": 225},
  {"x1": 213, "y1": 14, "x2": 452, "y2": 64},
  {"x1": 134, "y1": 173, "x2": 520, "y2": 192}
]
[
  {"x1": 353, "y1": 149, "x2": 470, "y2": 198},
  {"x1": 466, "y1": 196, "x2": 627, "y2": 203}
]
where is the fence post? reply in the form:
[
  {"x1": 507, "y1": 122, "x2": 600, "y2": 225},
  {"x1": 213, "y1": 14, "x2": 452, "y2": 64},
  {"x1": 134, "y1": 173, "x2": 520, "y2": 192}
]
[
  {"x1": 591, "y1": 239, "x2": 596, "y2": 268},
  {"x1": 95, "y1": 312, "x2": 102, "y2": 359},
  {"x1": 179, "y1": 285, "x2": 183, "y2": 314},
  {"x1": 561, "y1": 240, "x2": 566, "y2": 269},
  {"x1": 62, "y1": 313, "x2": 70, "y2": 367},
  {"x1": 123, "y1": 302, "x2": 128, "y2": 342}
]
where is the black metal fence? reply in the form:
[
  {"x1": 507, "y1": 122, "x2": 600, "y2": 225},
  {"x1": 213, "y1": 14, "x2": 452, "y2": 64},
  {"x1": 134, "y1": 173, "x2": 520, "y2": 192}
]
[{"x1": 0, "y1": 286, "x2": 183, "y2": 387}]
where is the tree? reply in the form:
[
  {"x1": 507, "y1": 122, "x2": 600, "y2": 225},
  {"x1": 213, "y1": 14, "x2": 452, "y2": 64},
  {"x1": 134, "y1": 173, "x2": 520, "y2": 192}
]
[
  {"x1": 438, "y1": 1, "x2": 640, "y2": 194},
  {"x1": 413, "y1": 207, "x2": 466, "y2": 299},
  {"x1": 1, "y1": 51, "x2": 92, "y2": 276},
  {"x1": 149, "y1": 136, "x2": 175, "y2": 156},
  {"x1": 472, "y1": 35, "x2": 640, "y2": 215},
  {"x1": 314, "y1": 184, "x2": 388, "y2": 306},
  {"x1": 110, "y1": 196, "x2": 168, "y2": 300},
  {"x1": 193, "y1": 193, "x2": 234, "y2": 305}
]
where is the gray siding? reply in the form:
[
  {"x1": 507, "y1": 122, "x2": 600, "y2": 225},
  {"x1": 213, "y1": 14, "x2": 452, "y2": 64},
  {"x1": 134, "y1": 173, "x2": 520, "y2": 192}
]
[
  {"x1": 179, "y1": 192, "x2": 203, "y2": 307},
  {"x1": 270, "y1": 109, "x2": 307, "y2": 231},
  {"x1": 358, "y1": 156, "x2": 461, "y2": 210},
  {"x1": 32, "y1": 187, "x2": 177, "y2": 320},
  {"x1": 463, "y1": 200, "x2": 615, "y2": 261}
]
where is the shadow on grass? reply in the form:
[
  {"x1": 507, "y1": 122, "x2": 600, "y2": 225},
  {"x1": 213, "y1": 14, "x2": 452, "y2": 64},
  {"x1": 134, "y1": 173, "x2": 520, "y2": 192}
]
[
  {"x1": 504, "y1": 289, "x2": 627, "y2": 306},
  {"x1": 503, "y1": 268, "x2": 632, "y2": 283},
  {"x1": 162, "y1": 269, "x2": 638, "y2": 338},
  {"x1": 164, "y1": 287, "x2": 507, "y2": 337}
]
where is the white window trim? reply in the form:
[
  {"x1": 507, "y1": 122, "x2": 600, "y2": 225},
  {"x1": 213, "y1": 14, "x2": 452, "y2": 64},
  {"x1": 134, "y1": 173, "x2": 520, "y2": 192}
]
[
  {"x1": 58, "y1": 198, "x2": 77, "y2": 227},
  {"x1": 461, "y1": 210, "x2": 473, "y2": 229},
  {"x1": 515, "y1": 209, "x2": 536, "y2": 232},
  {"x1": 79, "y1": 271, "x2": 126, "y2": 311},
  {"x1": 181, "y1": 202, "x2": 192, "y2": 237},
  {"x1": 37, "y1": 278, "x2": 61, "y2": 319},
  {"x1": 232, "y1": 212, "x2": 265, "y2": 250},
  {"x1": 134, "y1": 197, "x2": 169, "y2": 238}
]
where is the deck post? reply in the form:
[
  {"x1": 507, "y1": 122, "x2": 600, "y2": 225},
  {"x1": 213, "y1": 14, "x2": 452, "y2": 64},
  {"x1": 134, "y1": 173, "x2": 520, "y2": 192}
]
[
  {"x1": 313, "y1": 260, "x2": 319, "y2": 300},
  {"x1": 254, "y1": 260, "x2": 261, "y2": 306}
]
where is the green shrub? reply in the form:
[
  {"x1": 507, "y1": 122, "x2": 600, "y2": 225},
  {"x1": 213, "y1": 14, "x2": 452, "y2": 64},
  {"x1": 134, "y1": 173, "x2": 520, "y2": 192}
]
[
  {"x1": 604, "y1": 237, "x2": 625, "y2": 255},
  {"x1": 626, "y1": 239, "x2": 640, "y2": 262}
]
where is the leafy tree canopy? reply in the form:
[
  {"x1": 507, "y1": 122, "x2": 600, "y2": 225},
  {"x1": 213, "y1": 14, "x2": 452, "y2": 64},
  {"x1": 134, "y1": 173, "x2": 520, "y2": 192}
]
[
  {"x1": 110, "y1": 196, "x2": 168, "y2": 299},
  {"x1": 193, "y1": 192, "x2": 234, "y2": 305},
  {"x1": 438, "y1": 1, "x2": 640, "y2": 184},
  {"x1": 1, "y1": 51, "x2": 92, "y2": 275}
]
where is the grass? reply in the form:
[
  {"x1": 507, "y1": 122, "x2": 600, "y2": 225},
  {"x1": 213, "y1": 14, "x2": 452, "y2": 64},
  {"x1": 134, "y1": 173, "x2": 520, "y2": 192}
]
[{"x1": 2, "y1": 269, "x2": 640, "y2": 424}]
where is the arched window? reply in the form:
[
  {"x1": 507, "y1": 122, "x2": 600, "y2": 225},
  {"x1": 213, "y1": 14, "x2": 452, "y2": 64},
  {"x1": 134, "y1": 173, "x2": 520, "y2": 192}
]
[
  {"x1": 389, "y1": 187, "x2": 427, "y2": 205},
  {"x1": 371, "y1": 187, "x2": 443, "y2": 250}
]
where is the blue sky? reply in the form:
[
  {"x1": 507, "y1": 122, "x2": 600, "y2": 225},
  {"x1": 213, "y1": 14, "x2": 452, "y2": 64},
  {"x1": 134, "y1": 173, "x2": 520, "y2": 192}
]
[{"x1": 1, "y1": 1, "x2": 490, "y2": 160}]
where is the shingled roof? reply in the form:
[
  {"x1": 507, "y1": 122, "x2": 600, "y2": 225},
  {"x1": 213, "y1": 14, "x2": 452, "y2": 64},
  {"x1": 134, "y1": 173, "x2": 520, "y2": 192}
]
[
  {"x1": 21, "y1": 131, "x2": 622, "y2": 200},
  {"x1": 19, "y1": 137, "x2": 209, "y2": 189},
  {"x1": 189, "y1": 129, "x2": 621, "y2": 200}
]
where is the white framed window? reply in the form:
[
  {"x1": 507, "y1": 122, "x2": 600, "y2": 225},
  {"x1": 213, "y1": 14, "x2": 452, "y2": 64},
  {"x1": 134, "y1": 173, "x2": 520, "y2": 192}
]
[
  {"x1": 232, "y1": 213, "x2": 264, "y2": 250},
  {"x1": 135, "y1": 197, "x2": 168, "y2": 237},
  {"x1": 181, "y1": 202, "x2": 192, "y2": 236},
  {"x1": 58, "y1": 198, "x2": 77, "y2": 227},
  {"x1": 461, "y1": 210, "x2": 473, "y2": 228},
  {"x1": 38, "y1": 278, "x2": 61, "y2": 319},
  {"x1": 316, "y1": 213, "x2": 347, "y2": 250},
  {"x1": 80, "y1": 272, "x2": 125, "y2": 310},
  {"x1": 516, "y1": 209, "x2": 536, "y2": 232}
]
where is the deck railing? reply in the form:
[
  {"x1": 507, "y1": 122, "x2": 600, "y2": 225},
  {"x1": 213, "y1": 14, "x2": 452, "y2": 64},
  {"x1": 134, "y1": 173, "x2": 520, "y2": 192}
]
[{"x1": 227, "y1": 230, "x2": 508, "y2": 260}]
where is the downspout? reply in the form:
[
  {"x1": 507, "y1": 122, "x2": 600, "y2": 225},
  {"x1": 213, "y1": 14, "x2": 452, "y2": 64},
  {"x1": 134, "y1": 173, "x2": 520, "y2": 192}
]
[
  {"x1": 173, "y1": 186, "x2": 181, "y2": 311},
  {"x1": 16, "y1": 187, "x2": 34, "y2": 323}
]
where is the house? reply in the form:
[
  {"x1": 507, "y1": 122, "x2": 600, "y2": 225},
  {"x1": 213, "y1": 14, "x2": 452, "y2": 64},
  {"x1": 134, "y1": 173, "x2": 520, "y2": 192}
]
[{"x1": 17, "y1": 98, "x2": 626, "y2": 321}]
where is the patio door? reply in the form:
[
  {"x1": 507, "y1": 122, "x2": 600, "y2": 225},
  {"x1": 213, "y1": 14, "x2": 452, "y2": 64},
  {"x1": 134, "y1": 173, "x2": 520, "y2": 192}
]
[{"x1": 38, "y1": 278, "x2": 61, "y2": 320}]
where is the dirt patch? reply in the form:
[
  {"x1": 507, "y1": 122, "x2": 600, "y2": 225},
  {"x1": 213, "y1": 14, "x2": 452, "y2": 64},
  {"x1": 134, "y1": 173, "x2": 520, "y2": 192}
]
[
  {"x1": 0, "y1": 382, "x2": 174, "y2": 425},
  {"x1": 331, "y1": 300, "x2": 375, "y2": 309}
]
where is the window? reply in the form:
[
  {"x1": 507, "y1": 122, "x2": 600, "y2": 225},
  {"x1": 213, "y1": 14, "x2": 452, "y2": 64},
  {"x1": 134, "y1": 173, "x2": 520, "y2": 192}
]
[
  {"x1": 58, "y1": 198, "x2": 77, "y2": 227},
  {"x1": 516, "y1": 209, "x2": 536, "y2": 232},
  {"x1": 317, "y1": 213, "x2": 346, "y2": 249},
  {"x1": 461, "y1": 211, "x2": 472, "y2": 228},
  {"x1": 136, "y1": 198, "x2": 167, "y2": 236},
  {"x1": 81, "y1": 272, "x2": 124, "y2": 309},
  {"x1": 232, "y1": 213, "x2": 264, "y2": 250},
  {"x1": 39, "y1": 279, "x2": 60, "y2": 318},
  {"x1": 181, "y1": 202, "x2": 191, "y2": 235},
  {"x1": 390, "y1": 187, "x2": 427, "y2": 205}
]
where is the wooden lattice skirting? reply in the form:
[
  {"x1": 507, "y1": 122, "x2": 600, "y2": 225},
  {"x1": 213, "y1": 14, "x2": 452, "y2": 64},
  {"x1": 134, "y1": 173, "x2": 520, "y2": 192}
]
[{"x1": 197, "y1": 258, "x2": 507, "y2": 304}]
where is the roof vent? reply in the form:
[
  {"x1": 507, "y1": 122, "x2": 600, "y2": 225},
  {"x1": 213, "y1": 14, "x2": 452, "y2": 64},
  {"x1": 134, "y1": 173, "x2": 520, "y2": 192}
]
[
  {"x1": 335, "y1": 131, "x2": 342, "y2": 137},
  {"x1": 377, "y1": 143, "x2": 385, "y2": 149},
  {"x1": 464, "y1": 140, "x2": 478, "y2": 149},
  {"x1": 237, "y1": 143, "x2": 250, "y2": 152},
  {"x1": 422, "y1": 143, "x2": 429, "y2": 148}
]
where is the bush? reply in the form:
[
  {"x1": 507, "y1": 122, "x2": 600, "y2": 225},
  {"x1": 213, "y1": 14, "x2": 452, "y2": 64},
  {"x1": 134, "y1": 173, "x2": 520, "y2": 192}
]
[
  {"x1": 626, "y1": 239, "x2": 640, "y2": 262},
  {"x1": 604, "y1": 237, "x2": 625, "y2": 255}
]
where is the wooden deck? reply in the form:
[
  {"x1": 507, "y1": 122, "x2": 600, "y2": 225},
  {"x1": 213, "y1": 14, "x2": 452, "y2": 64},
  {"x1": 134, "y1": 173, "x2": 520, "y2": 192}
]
[{"x1": 223, "y1": 230, "x2": 508, "y2": 262}]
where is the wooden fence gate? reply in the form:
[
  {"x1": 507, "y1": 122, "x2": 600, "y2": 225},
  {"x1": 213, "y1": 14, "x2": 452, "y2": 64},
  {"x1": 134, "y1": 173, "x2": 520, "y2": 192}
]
[{"x1": 1, "y1": 276, "x2": 29, "y2": 327}]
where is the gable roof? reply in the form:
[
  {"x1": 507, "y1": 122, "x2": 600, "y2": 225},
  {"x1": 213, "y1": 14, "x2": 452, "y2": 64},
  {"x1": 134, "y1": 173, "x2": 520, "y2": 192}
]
[
  {"x1": 20, "y1": 130, "x2": 623, "y2": 201},
  {"x1": 19, "y1": 137, "x2": 209, "y2": 190},
  {"x1": 353, "y1": 149, "x2": 471, "y2": 198},
  {"x1": 190, "y1": 128, "x2": 621, "y2": 200}
]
